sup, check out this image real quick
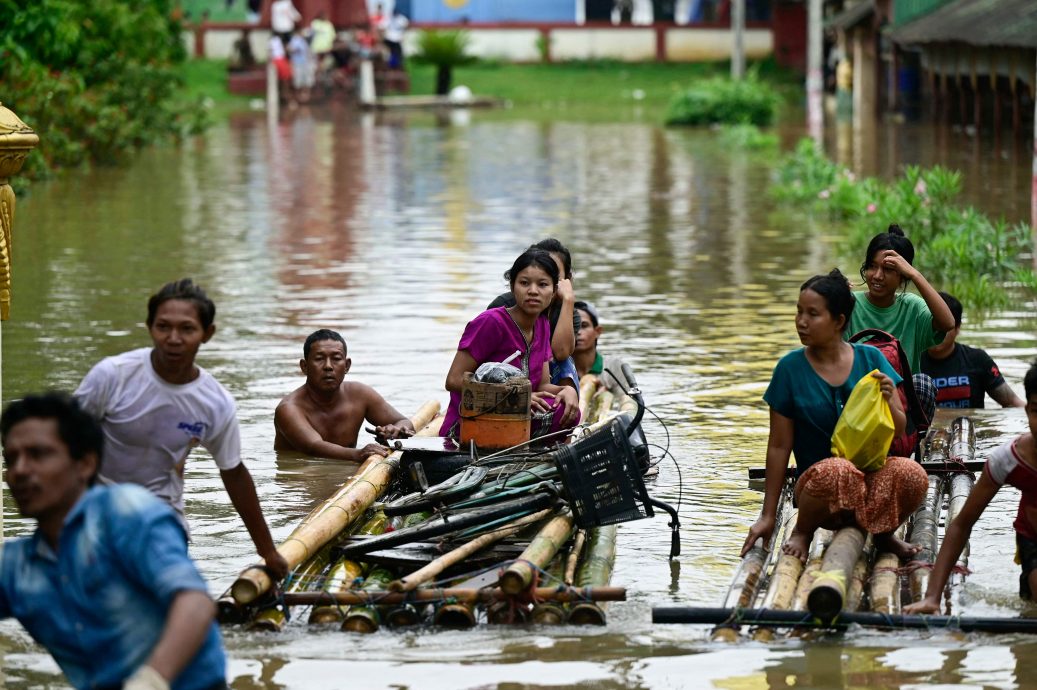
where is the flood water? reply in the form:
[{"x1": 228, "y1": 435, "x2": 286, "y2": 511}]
[{"x1": 3, "y1": 104, "x2": 1037, "y2": 688}]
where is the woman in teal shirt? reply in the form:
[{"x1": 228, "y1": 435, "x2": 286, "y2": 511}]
[{"x1": 742, "y1": 269, "x2": 928, "y2": 562}]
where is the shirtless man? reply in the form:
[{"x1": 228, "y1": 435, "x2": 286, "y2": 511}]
[{"x1": 274, "y1": 329, "x2": 415, "y2": 461}]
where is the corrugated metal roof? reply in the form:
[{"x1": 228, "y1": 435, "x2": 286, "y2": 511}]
[
  {"x1": 890, "y1": 0, "x2": 1037, "y2": 48},
  {"x1": 825, "y1": 1, "x2": 874, "y2": 31}
]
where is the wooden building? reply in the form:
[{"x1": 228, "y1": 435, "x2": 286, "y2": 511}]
[{"x1": 889, "y1": 0, "x2": 1037, "y2": 136}]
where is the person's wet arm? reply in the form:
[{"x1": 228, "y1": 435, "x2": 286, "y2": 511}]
[
  {"x1": 219, "y1": 463, "x2": 289, "y2": 579},
  {"x1": 363, "y1": 387, "x2": 416, "y2": 440},
  {"x1": 445, "y1": 350, "x2": 478, "y2": 393},
  {"x1": 990, "y1": 382, "x2": 1026, "y2": 408},
  {"x1": 127, "y1": 590, "x2": 215, "y2": 688},
  {"x1": 550, "y1": 278, "x2": 576, "y2": 361},
  {"x1": 741, "y1": 410, "x2": 794, "y2": 556},
  {"x1": 904, "y1": 471, "x2": 999, "y2": 614},
  {"x1": 275, "y1": 403, "x2": 386, "y2": 461}
]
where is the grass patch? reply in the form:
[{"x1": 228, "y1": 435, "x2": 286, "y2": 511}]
[
  {"x1": 407, "y1": 59, "x2": 790, "y2": 122},
  {"x1": 175, "y1": 57, "x2": 798, "y2": 123},
  {"x1": 177, "y1": 58, "x2": 256, "y2": 117}
]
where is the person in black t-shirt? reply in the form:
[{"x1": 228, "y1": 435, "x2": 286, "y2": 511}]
[{"x1": 920, "y1": 291, "x2": 1024, "y2": 409}]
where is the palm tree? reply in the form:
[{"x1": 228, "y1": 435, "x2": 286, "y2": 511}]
[{"x1": 413, "y1": 30, "x2": 476, "y2": 96}]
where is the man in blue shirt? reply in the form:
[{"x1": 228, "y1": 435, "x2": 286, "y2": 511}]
[{"x1": 0, "y1": 393, "x2": 227, "y2": 690}]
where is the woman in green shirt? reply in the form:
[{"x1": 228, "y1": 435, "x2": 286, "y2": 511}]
[{"x1": 847, "y1": 224, "x2": 955, "y2": 374}]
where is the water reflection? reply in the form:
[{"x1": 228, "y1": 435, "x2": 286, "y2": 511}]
[{"x1": 3, "y1": 108, "x2": 1037, "y2": 688}]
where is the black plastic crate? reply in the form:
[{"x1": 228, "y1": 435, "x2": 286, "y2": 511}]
[{"x1": 553, "y1": 414, "x2": 654, "y2": 529}]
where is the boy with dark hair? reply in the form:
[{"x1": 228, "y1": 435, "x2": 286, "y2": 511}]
[
  {"x1": 74, "y1": 278, "x2": 288, "y2": 579},
  {"x1": 920, "y1": 291, "x2": 1024, "y2": 409},
  {"x1": 0, "y1": 393, "x2": 226, "y2": 690},
  {"x1": 906, "y1": 360, "x2": 1037, "y2": 613},
  {"x1": 274, "y1": 329, "x2": 414, "y2": 460}
]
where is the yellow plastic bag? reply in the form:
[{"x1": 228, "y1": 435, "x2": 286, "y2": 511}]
[{"x1": 831, "y1": 369, "x2": 894, "y2": 472}]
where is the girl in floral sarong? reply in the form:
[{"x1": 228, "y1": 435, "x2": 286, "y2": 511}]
[{"x1": 741, "y1": 269, "x2": 929, "y2": 562}]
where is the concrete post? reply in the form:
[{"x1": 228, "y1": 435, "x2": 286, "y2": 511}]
[
  {"x1": 807, "y1": 0, "x2": 824, "y2": 144},
  {"x1": 266, "y1": 59, "x2": 279, "y2": 123},
  {"x1": 1032, "y1": 52, "x2": 1037, "y2": 265},
  {"x1": 0, "y1": 103, "x2": 40, "y2": 540},
  {"x1": 731, "y1": 0, "x2": 745, "y2": 80},
  {"x1": 359, "y1": 59, "x2": 377, "y2": 106}
]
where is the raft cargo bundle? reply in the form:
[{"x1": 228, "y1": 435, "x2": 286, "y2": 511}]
[{"x1": 222, "y1": 365, "x2": 679, "y2": 632}]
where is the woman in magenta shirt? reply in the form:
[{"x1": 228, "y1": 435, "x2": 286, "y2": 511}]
[{"x1": 441, "y1": 249, "x2": 580, "y2": 439}]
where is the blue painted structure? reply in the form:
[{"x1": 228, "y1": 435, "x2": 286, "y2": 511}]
[{"x1": 407, "y1": 0, "x2": 575, "y2": 23}]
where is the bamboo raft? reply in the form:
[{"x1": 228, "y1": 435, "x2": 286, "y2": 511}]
[
  {"x1": 669, "y1": 411, "x2": 982, "y2": 636},
  {"x1": 221, "y1": 374, "x2": 642, "y2": 632}
]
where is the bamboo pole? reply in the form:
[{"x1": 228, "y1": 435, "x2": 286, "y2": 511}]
[
  {"x1": 341, "y1": 565, "x2": 395, "y2": 633},
  {"x1": 653, "y1": 606, "x2": 1037, "y2": 633},
  {"x1": 948, "y1": 416, "x2": 975, "y2": 465},
  {"x1": 751, "y1": 553, "x2": 802, "y2": 642},
  {"x1": 907, "y1": 475, "x2": 945, "y2": 604},
  {"x1": 388, "y1": 509, "x2": 552, "y2": 592},
  {"x1": 309, "y1": 512, "x2": 389, "y2": 624},
  {"x1": 567, "y1": 524, "x2": 618, "y2": 625},
  {"x1": 231, "y1": 402, "x2": 440, "y2": 604},
  {"x1": 385, "y1": 602, "x2": 423, "y2": 627},
  {"x1": 578, "y1": 374, "x2": 599, "y2": 420},
  {"x1": 283, "y1": 586, "x2": 626, "y2": 606},
  {"x1": 807, "y1": 526, "x2": 867, "y2": 621},
  {"x1": 530, "y1": 554, "x2": 568, "y2": 624},
  {"x1": 868, "y1": 524, "x2": 907, "y2": 614},
  {"x1": 947, "y1": 473, "x2": 974, "y2": 575},
  {"x1": 434, "y1": 600, "x2": 478, "y2": 627},
  {"x1": 308, "y1": 559, "x2": 365, "y2": 624},
  {"x1": 499, "y1": 511, "x2": 575, "y2": 595},
  {"x1": 844, "y1": 537, "x2": 873, "y2": 612},
  {"x1": 790, "y1": 528, "x2": 833, "y2": 611},
  {"x1": 718, "y1": 484, "x2": 793, "y2": 638},
  {"x1": 249, "y1": 546, "x2": 332, "y2": 632},
  {"x1": 751, "y1": 508, "x2": 801, "y2": 642},
  {"x1": 587, "y1": 390, "x2": 615, "y2": 425},
  {"x1": 564, "y1": 529, "x2": 588, "y2": 585}
]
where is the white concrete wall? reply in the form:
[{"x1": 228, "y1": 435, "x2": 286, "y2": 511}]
[
  {"x1": 666, "y1": 28, "x2": 772, "y2": 61},
  {"x1": 403, "y1": 29, "x2": 543, "y2": 62},
  {"x1": 187, "y1": 26, "x2": 774, "y2": 63},
  {"x1": 551, "y1": 28, "x2": 657, "y2": 61}
]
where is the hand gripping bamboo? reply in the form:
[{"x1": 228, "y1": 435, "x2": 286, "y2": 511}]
[{"x1": 231, "y1": 401, "x2": 441, "y2": 604}]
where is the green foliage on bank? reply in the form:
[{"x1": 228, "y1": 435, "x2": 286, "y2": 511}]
[
  {"x1": 717, "y1": 123, "x2": 779, "y2": 151},
  {"x1": 772, "y1": 139, "x2": 1036, "y2": 309},
  {"x1": 664, "y1": 72, "x2": 780, "y2": 127},
  {"x1": 413, "y1": 30, "x2": 478, "y2": 70},
  {"x1": 0, "y1": 0, "x2": 206, "y2": 181}
]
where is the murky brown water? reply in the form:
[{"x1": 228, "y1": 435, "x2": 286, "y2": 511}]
[{"x1": 3, "y1": 105, "x2": 1037, "y2": 688}]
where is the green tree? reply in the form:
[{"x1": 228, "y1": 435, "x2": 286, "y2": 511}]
[{"x1": 0, "y1": 0, "x2": 201, "y2": 180}]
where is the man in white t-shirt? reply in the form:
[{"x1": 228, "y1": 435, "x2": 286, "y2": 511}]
[
  {"x1": 382, "y1": 9, "x2": 408, "y2": 69},
  {"x1": 75, "y1": 278, "x2": 288, "y2": 580},
  {"x1": 270, "y1": 0, "x2": 301, "y2": 44}
]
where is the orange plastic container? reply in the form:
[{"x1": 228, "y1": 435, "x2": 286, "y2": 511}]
[{"x1": 459, "y1": 373, "x2": 531, "y2": 450}]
